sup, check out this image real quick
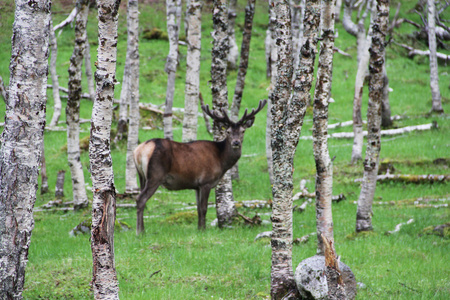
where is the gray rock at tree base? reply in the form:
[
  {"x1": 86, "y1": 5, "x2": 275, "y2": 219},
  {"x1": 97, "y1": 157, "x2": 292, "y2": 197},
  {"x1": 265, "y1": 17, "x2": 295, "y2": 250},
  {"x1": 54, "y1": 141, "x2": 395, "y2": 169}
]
[{"x1": 294, "y1": 255, "x2": 357, "y2": 300}]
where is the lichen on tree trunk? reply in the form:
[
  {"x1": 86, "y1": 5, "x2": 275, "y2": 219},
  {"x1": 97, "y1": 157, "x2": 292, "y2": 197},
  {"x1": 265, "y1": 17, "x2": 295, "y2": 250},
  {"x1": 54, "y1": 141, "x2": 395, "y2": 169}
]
[
  {"x1": 356, "y1": 0, "x2": 389, "y2": 233},
  {"x1": 0, "y1": 0, "x2": 50, "y2": 298},
  {"x1": 89, "y1": 0, "x2": 121, "y2": 298}
]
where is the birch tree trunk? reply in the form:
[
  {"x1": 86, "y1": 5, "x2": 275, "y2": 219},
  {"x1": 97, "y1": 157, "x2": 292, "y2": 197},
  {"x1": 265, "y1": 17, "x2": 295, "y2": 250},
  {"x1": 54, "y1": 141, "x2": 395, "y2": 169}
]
[
  {"x1": 0, "y1": 0, "x2": 50, "y2": 298},
  {"x1": 229, "y1": 0, "x2": 256, "y2": 181},
  {"x1": 89, "y1": 0, "x2": 120, "y2": 297},
  {"x1": 313, "y1": 0, "x2": 336, "y2": 256},
  {"x1": 67, "y1": 0, "x2": 89, "y2": 210},
  {"x1": 85, "y1": 40, "x2": 96, "y2": 101},
  {"x1": 116, "y1": 47, "x2": 130, "y2": 142},
  {"x1": 356, "y1": 0, "x2": 389, "y2": 233},
  {"x1": 164, "y1": 0, "x2": 182, "y2": 140},
  {"x1": 182, "y1": 0, "x2": 202, "y2": 142},
  {"x1": 211, "y1": 0, "x2": 237, "y2": 228},
  {"x1": 227, "y1": 0, "x2": 239, "y2": 70},
  {"x1": 125, "y1": 0, "x2": 140, "y2": 194},
  {"x1": 380, "y1": 67, "x2": 392, "y2": 128},
  {"x1": 269, "y1": 1, "x2": 321, "y2": 297},
  {"x1": 427, "y1": 0, "x2": 444, "y2": 113},
  {"x1": 49, "y1": 18, "x2": 62, "y2": 127}
]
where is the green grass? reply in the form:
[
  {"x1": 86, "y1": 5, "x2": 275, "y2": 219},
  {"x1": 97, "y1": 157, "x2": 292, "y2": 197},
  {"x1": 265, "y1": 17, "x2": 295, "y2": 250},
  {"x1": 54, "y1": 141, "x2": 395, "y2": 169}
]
[{"x1": 0, "y1": 0, "x2": 449, "y2": 299}]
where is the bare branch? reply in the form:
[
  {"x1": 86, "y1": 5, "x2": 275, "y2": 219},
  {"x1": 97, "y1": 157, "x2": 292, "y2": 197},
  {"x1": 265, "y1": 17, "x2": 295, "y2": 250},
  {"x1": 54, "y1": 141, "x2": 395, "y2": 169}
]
[{"x1": 53, "y1": 7, "x2": 79, "y2": 31}]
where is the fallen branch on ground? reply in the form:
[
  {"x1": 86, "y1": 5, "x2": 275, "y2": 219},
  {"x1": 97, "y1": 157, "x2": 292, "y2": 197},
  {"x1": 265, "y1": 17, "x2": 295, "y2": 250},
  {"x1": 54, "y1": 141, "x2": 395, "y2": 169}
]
[
  {"x1": 396, "y1": 42, "x2": 450, "y2": 60},
  {"x1": 302, "y1": 123, "x2": 436, "y2": 140},
  {"x1": 237, "y1": 212, "x2": 262, "y2": 226},
  {"x1": 385, "y1": 219, "x2": 414, "y2": 235},
  {"x1": 293, "y1": 232, "x2": 316, "y2": 244},
  {"x1": 354, "y1": 174, "x2": 449, "y2": 184}
]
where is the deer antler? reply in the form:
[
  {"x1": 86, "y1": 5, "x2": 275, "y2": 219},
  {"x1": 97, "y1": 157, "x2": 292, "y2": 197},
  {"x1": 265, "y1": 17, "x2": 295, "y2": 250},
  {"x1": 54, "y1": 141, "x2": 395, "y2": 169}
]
[
  {"x1": 237, "y1": 99, "x2": 267, "y2": 125},
  {"x1": 201, "y1": 104, "x2": 233, "y2": 125}
]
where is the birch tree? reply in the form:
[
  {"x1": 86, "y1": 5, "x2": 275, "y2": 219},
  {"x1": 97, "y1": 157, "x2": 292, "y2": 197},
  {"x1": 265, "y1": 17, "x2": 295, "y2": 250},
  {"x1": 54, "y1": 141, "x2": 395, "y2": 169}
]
[
  {"x1": 270, "y1": 0, "x2": 321, "y2": 297},
  {"x1": 49, "y1": 17, "x2": 63, "y2": 127},
  {"x1": 89, "y1": 0, "x2": 120, "y2": 297},
  {"x1": 313, "y1": 0, "x2": 337, "y2": 255},
  {"x1": 163, "y1": 0, "x2": 182, "y2": 140},
  {"x1": 85, "y1": 40, "x2": 96, "y2": 101},
  {"x1": 124, "y1": 0, "x2": 140, "y2": 194},
  {"x1": 67, "y1": 0, "x2": 89, "y2": 209},
  {"x1": 182, "y1": 0, "x2": 202, "y2": 142},
  {"x1": 427, "y1": 0, "x2": 444, "y2": 113},
  {"x1": 227, "y1": 0, "x2": 239, "y2": 70},
  {"x1": 229, "y1": 0, "x2": 256, "y2": 180},
  {"x1": 211, "y1": 0, "x2": 237, "y2": 227},
  {"x1": 0, "y1": 0, "x2": 50, "y2": 297},
  {"x1": 356, "y1": 0, "x2": 389, "y2": 233}
]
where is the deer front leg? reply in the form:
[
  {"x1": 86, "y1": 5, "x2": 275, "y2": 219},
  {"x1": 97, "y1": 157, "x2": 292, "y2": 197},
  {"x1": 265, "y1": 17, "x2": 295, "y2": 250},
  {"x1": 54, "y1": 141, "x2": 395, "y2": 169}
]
[
  {"x1": 196, "y1": 186, "x2": 212, "y2": 230},
  {"x1": 136, "y1": 181, "x2": 160, "y2": 235}
]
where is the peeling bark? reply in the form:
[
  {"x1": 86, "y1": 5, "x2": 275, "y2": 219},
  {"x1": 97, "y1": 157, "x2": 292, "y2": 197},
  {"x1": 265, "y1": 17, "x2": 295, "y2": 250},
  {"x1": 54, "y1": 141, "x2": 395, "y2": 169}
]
[
  {"x1": 49, "y1": 17, "x2": 62, "y2": 127},
  {"x1": 356, "y1": 0, "x2": 389, "y2": 233},
  {"x1": 211, "y1": 0, "x2": 237, "y2": 227},
  {"x1": 312, "y1": 0, "x2": 336, "y2": 256},
  {"x1": 182, "y1": 0, "x2": 202, "y2": 142},
  {"x1": 0, "y1": 0, "x2": 50, "y2": 298},
  {"x1": 125, "y1": 0, "x2": 140, "y2": 194},
  {"x1": 89, "y1": 0, "x2": 121, "y2": 298},
  {"x1": 67, "y1": 0, "x2": 89, "y2": 209}
]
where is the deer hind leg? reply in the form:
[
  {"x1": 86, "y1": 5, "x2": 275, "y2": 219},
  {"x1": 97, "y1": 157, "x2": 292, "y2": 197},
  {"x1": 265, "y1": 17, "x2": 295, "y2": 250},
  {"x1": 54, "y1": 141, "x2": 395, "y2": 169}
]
[
  {"x1": 136, "y1": 180, "x2": 161, "y2": 235},
  {"x1": 196, "y1": 186, "x2": 212, "y2": 230}
]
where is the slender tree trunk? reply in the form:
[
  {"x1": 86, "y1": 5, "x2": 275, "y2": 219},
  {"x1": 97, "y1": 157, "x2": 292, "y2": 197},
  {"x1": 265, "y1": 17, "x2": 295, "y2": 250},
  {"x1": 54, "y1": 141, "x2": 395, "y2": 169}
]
[
  {"x1": 380, "y1": 66, "x2": 392, "y2": 128},
  {"x1": 356, "y1": 0, "x2": 389, "y2": 233},
  {"x1": 85, "y1": 40, "x2": 96, "y2": 101},
  {"x1": 164, "y1": 0, "x2": 182, "y2": 140},
  {"x1": 229, "y1": 0, "x2": 256, "y2": 181},
  {"x1": 67, "y1": 0, "x2": 89, "y2": 210},
  {"x1": 116, "y1": 49, "x2": 130, "y2": 142},
  {"x1": 313, "y1": 0, "x2": 336, "y2": 256},
  {"x1": 182, "y1": 0, "x2": 202, "y2": 142},
  {"x1": 49, "y1": 18, "x2": 62, "y2": 127},
  {"x1": 428, "y1": 0, "x2": 444, "y2": 113},
  {"x1": 227, "y1": 0, "x2": 239, "y2": 70},
  {"x1": 0, "y1": 0, "x2": 50, "y2": 298},
  {"x1": 125, "y1": 0, "x2": 140, "y2": 194},
  {"x1": 89, "y1": 0, "x2": 120, "y2": 298},
  {"x1": 211, "y1": 0, "x2": 237, "y2": 228},
  {"x1": 335, "y1": 0, "x2": 343, "y2": 22},
  {"x1": 291, "y1": 0, "x2": 305, "y2": 71},
  {"x1": 41, "y1": 142, "x2": 49, "y2": 194},
  {"x1": 266, "y1": 0, "x2": 277, "y2": 185}
]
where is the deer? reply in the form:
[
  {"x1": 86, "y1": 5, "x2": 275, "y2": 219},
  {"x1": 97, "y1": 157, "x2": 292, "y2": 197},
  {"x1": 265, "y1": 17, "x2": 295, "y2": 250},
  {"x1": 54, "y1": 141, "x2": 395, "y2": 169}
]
[{"x1": 133, "y1": 99, "x2": 267, "y2": 234}]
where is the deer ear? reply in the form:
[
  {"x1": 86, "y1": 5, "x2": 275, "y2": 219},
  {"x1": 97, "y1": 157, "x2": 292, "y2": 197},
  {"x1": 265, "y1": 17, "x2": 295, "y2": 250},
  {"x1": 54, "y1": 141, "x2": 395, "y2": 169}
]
[{"x1": 243, "y1": 118, "x2": 255, "y2": 128}]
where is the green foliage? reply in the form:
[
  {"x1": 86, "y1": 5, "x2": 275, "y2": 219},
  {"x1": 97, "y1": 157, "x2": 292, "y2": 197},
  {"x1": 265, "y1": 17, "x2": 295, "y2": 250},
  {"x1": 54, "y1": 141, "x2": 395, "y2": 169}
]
[{"x1": 0, "y1": 0, "x2": 449, "y2": 299}]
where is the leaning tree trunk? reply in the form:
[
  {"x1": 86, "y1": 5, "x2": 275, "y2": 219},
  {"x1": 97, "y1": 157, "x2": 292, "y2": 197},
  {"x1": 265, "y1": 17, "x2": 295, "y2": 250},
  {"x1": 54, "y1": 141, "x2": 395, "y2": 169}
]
[
  {"x1": 182, "y1": 0, "x2": 202, "y2": 142},
  {"x1": 227, "y1": 0, "x2": 239, "y2": 70},
  {"x1": 0, "y1": 0, "x2": 50, "y2": 298},
  {"x1": 356, "y1": 0, "x2": 389, "y2": 233},
  {"x1": 313, "y1": 0, "x2": 336, "y2": 256},
  {"x1": 427, "y1": 0, "x2": 444, "y2": 113},
  {"x1": 49, "y1": 17, "x2": 63, "y2": 127},
  {"x1": 67, "y1": 0, "x2": 89, "y2": 210},
  {"x1": 229, "y1": 0, "x2": 256, "y2": 181},
  {"x1": 211, "y1": 0, "x2": 237, "y2": 228},
  {"x1": 124, "y1": 0, "x2": 140, "y2": 194},
  {"x1": 163, "y1": 0, "x2": 182, "y2": 140},
  {"x1": 89, "y1": 0, "x2": 120, "y2": 298}
]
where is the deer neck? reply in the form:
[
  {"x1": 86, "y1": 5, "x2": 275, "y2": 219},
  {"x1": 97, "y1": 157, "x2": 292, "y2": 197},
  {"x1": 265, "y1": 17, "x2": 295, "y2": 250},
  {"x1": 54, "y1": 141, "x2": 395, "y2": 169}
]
[{"x1": 218, "y1": 138, "x2": 241, "y2": 171}]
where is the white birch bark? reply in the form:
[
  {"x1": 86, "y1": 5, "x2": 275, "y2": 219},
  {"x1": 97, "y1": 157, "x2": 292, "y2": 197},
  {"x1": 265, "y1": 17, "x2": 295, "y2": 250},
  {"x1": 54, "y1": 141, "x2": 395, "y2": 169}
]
[
  {"x1": 0, "y1": 0, "x2": 50, "y2": 298},
  {"x1": 428, "y1": 0, "x2": 444, "y2": 113},
  {"x1": 49, "y1": 17, "x2": 62, "y2": 127},
  {"x1": 356, "y1": 0, "x2": 389, "y2": 233},
  {"x1": 85, "y1": 40, "x2": 96, "y2": 101},
  {"x1": 227, "y1": 0, "x2": 239, "y2": 70},
  {"x1": 164, "y1": 0, "x2": 182, "y2": 140},
  {"x1": 67, "y1": 0, "x2": 89, "y2": 209},
  {"x1": 182, "y1": 0, "x2": 202, "y2": 142},
  {"x1": 313, "y1": 0, "x2": 336, "y2": 256},
  {"x1": 89, "y1": 0, "x2": 120, "y2": 297},
  {"x1": 211, "y1": 0, "x2": 237, "y2": 228},
  {"x1": 125, "y1": 0, "x2": 140, "y2": 194}
]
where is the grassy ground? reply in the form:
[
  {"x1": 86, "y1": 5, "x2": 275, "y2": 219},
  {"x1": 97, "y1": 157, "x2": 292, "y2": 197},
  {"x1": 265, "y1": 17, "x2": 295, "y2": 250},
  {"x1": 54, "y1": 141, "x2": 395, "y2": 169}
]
[{"x1": 0, "y1": 0, "x2": 449, "y2": 299}]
